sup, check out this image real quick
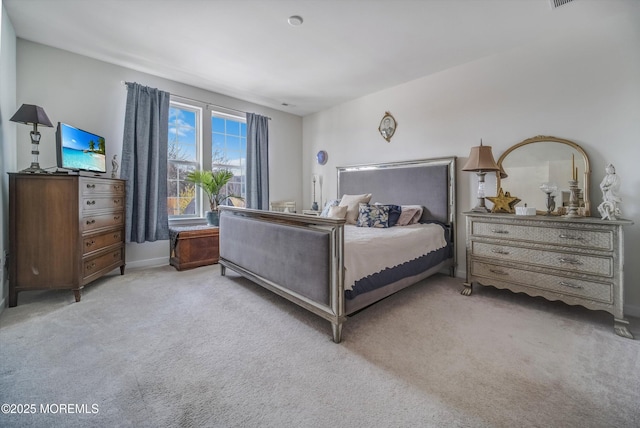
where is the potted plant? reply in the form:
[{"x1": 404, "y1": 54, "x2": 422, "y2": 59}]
[{"x1": 186, "y1": 169, "x2": 241, "y2": 226}]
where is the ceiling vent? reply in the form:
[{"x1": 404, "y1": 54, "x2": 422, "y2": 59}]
[{"x1": 549, "y1": 0, "x2": 575, "y2": 9}]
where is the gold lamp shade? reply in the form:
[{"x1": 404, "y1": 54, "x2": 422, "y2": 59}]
[
  {"x1": 462, "y1": 141, "x2": 500, "y2": 172},
  {"x1": 463, "y1": 140, "x2": 501, "y2": 212}
]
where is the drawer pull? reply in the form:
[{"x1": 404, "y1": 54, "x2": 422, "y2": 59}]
[
  {"x1": 86, "y1": 240, "x2": 95, "y2": 247},
  {"x1": 559, "y1": 234, "x2": 583, "y2": 240},
  {"x1": 114, "y1": 233, "x2": 120, "y2": 239},
  {"x1": 86, "y1": 200, "x2": 96, "y2": 206},
  {"x1": 114, "y1": 215, "x2": 121, "y2": 220},
  {"x1": 86, "y1": 262, "x2": 96, "y2": 270},
  {"x1": 489, "y1": 269, "x2": 509, "y2": 276},
  {"x1": 559, "y1": 281, "x2": 583, "y2": 289},
  {"x1": 113, "y1": 252, "x2": 120, "y2": 259},
  {"x1": 86, "y1": 219, "x2": 96, "y2": 225},
  {"x1": 114, "y1": 199, "x2": 120, "y2": 204},
  {"x1": 491, "y1": 229, "x2": 509, "y2": 234},
  {"x1": 491, "y1": 249, "x2": 510, "y2": 255},
  {"x1": 86, "y1": 184, "x2": 96, "y2": 189},
  {"x1": 559, "y1": 257, "x2": 583, "y2": 265}
]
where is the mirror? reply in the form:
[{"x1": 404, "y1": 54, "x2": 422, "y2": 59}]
[{"x1": 496, "y1": 135, "x2": 591, "y2": 216}]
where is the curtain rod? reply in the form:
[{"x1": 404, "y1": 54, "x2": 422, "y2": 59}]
[{"x1": 121, "y1": 81, "x2": 271, "y2": 120}]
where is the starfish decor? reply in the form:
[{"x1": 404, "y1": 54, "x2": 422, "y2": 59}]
[{"x1": 486, "y1": 188, "x2": 521, "y2": 213}]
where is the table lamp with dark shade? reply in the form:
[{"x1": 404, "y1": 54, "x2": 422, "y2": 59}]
[
  {"x1": 10, "y1": 104, "x2": 53, "y2": 174},
  {"x1": 462, "y1": 139, "x2": 502, "y2": 212}
]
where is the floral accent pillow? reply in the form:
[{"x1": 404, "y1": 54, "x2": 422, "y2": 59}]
[
  {"x1": 356, "y1": 203, "x2": 390, "y2": 228},
  {"x1": 374, "y1": 203, "x2": 402, "y2": 227},
  {"x1": 339, "y1": 193, "x2": 373, "y2": 224}
]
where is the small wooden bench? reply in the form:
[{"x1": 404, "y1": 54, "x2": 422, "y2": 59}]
[{"x1": 169, "y1": 225, "x2": 219, "y2": 270}]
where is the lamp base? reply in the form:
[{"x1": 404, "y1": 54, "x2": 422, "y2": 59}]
[
  {"x1": 19, "y1": 163, "x2": 49, "y2": 174},
  {"x1": 471, "y1": 196, "x2": 490, "y2": 213}
]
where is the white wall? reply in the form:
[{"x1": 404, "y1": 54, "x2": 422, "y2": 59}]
[
  {"x1": 0, "y1": 2, "x2": 17, "y2": 311},
  {"x1": 303, "y1": 10, "x2": 640, "y2": 314},
  {"x1": 14, "y1": 40, "x2": 303, "y2": 269}
]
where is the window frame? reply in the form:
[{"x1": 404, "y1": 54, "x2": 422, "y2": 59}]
[
  {"x1": 168, "y1": 98, "x2": 246, "y2": 223},
  {"x1": 168, "y1": 101, "x2": 203, "y2": 221}
]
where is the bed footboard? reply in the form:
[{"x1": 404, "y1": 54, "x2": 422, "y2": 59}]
[{"x1": 218, "y1": 206, "x2": 347, "y2": 342}]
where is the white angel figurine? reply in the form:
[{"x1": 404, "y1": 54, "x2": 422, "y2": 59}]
[{"x1": 597, "y1": 164, "x2": 622, "y2": 220}]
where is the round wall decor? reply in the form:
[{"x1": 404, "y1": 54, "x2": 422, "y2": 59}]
[{"x1": 316, "y1": 150, "x2": 328, "y2": 165}]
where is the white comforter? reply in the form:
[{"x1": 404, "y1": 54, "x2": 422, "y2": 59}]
[{"x1": 343, "y1": 223, "x2": 447, "y2": 291}]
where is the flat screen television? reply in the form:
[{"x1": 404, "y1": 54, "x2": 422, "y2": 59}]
[{"x1": 56, "y1": 122, "x2": 107, "y2": 173}]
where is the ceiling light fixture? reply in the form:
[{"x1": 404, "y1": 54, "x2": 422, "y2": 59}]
[{"x1": 288, "y1": 15, "x2": 303, "y2": 26}]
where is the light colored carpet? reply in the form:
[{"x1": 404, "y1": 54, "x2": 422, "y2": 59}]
[{"x1": 1, "y1": 264, "x2": 638, "y2": 428}]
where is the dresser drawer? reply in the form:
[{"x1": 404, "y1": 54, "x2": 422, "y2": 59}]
[
  {"x1": 81, "y1": 178, "x2": 125, "y2": 195},
  {"x1": 83, "y1": 229, "x2": 124, "y2": 255},
  {"x1": 471, "y1": 242, "x2": 613, "y2": 277},
  {"x1": 83, "y1": 248, "x2": 124, "y2": 280},
  {"x1": 82, "y1": 212, "x2": 125, "y2": 232},
  {"x1": 82, "y1": 195, "x2": 124, "y2": 212},
  {"x1": 471, "y1": 260, "x2": 612, "y2": 304},
  {"x1": 470, "y1": 221, "x2": 613, "y2": 251}
]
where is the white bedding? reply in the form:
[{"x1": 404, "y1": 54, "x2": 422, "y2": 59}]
[{"x1": 343, "y1": 223, "x2": 447, "y2": 291}]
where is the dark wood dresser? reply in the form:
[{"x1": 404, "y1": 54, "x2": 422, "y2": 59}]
[{"x1": 8, "y1": 173, "x2": 126, "y2": 306}]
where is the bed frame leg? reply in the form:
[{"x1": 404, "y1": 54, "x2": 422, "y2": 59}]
[
  {"x1": 331, "y1": 322, "x2": 343, "y2": 343},
  {"x1": 220, "y1": 265, "x2": 226, "y2": 276}
]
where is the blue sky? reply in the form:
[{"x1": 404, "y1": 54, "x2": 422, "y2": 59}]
[
  {"x1": 169, "y1": 107, "x2": 246, "y2": 164},
  {"x1": 60, "y1": 123, "x2": 102, "y2": 151}
]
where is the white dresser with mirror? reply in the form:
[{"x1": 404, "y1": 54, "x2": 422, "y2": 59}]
[{"x1": 463, "y1": 136, "x2": 634, "y2": 338}]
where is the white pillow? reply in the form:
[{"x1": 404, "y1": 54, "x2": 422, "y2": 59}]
[
  {"x1": 397, "y1": 205, "x2": 423, "y2": 226},
  {"x1": 339, "y1": 193, "x2": 372, "y2": 224},
  {"x1": 327, "y1": 205, "x2": 348, "y2": 219}
]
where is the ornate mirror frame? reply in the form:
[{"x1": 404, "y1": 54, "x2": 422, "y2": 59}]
[{"x1": 496, "y1": 135, "x2": 591, "y2": 216}]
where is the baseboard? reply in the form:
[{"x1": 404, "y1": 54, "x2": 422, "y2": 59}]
[
  {"x1": 624, "y1": 304, "x2": 640, "y2": 318},
  {"x1": 124, "y1": 257, "x2": 169, "y2": 271}
]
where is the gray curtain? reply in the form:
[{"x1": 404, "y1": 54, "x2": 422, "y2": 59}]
[
  {"x1": 246, "y1": 113, "x2": 269, "y2": 210},
  {"x1": 121, "y1": 82, "x2": 170, "y2": 243}
]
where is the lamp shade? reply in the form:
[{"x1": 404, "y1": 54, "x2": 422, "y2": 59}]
[
  {"x1": 9, "y1": 104, "x2": 53, "y2": 127},
  {"x1": 498, "y1": 164, "x2": 508, "y2": 179},
  {"x1": 462, "y1": 142, "x2": 500, "y2": 172}
]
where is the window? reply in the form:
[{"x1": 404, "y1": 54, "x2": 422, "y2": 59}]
[
  {"x1": 212, "y1": 113, "x2": 247, "y2": 203},
  {"x1": 167, "y1": 103, "x2": 201, "y2": 217},
  {"x1": 167, "y1": 100, "x2": 246, "y2": 220}
]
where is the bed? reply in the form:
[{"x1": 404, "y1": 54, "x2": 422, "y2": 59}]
[{"x1": 218, "y1": 157, "x2": 457, "y2": 342}]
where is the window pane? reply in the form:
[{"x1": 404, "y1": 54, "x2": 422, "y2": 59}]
[
  {"x1": 168, "y1": 107, "x2": 197, "y2": 162},
  {"x1": 212, "y1": 117, "x2": 225, "y2": 133},
  {"x1": 211, "y1": 114, "x2": 247, "y2": 201},
  {"x1": 168, "y1": 102, "x2": 201, "y2": 218},
  {"x1": 226, "y1": 120, "x2": 240, "y2": 136}
]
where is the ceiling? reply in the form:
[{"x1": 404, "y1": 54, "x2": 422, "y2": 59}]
[{"x1": 3, "y1": 0, "x2": 630, "y2": 116}]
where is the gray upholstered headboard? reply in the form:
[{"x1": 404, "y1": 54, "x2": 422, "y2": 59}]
[{"x1": 337, "y1": 157, "x2": 456, "y2": 225}]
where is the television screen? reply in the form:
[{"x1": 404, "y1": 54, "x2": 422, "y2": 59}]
[{"x1": 56, "y1": 122, "x2": 107, "y2": 173}]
